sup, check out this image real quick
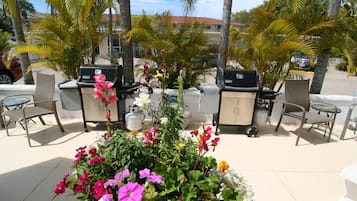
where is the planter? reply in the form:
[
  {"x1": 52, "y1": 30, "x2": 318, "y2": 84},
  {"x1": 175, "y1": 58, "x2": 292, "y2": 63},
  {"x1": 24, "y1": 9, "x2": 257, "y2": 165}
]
[{"x1": 143, "y1": 110, "x2": 192, "y2": 129}]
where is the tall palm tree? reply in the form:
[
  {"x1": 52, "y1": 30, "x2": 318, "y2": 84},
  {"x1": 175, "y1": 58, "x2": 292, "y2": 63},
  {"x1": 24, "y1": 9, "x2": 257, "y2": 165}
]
[
  {"x1": 310, "y1": 0, "x2": 341, "y2": 94},
  {"x1": 1, "y1": 0, "x2": 33, "y2": 84},
  {"x1": 117, "y1": 0, "x2": 134, "y2": 84},
  {"x1": 217, "y1": 0, "x2": 232, "y2": 69},
  {"x1": 15, "y1": 0, "x2": 110, "y2": 79}
]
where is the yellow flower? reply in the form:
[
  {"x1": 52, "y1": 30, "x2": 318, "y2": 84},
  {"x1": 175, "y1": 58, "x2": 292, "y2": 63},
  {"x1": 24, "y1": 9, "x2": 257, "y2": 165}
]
[
  {"x1": 156, "y1": 71, "x2": 164, "y2": 79},
  {"x1": 177, "y1": 142, "x2": 185, "y2": 149},
  {"x1": 218, "y1": 160, "x2": 229, "y2": 173},
  {"x1": 130, "y1": 130, "x2": 138, "y2": 137}
]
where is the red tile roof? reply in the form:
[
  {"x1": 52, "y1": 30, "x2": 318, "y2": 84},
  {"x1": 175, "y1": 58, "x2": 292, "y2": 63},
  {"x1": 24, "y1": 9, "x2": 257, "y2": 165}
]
[{"x1": 101, "y1": 14, "x2": 223, "y2": 26}]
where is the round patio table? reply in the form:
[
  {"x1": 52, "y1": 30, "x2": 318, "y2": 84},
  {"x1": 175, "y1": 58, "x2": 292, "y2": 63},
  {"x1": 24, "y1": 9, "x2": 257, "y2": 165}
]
[
  {"x1": 311, "y1": 103, "x2": 341, "y2": 136},
  {"x1": 2, "y1": 96, "x2": 31, "y2": 110}
]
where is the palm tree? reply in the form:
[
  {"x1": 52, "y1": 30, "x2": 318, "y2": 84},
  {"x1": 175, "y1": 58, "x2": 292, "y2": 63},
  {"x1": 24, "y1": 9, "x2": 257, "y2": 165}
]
[
  {"x1": 1, "y1": 0, "x2": 33, "y2": 84},
  {"x1": 127, "y1": 13, "x2": 212, "y2": 88},
  {"x1": 117, "y1": 0, "x2": 134, "y2": 85},
  {"x1": 310, "y1": 0, "x2": 342, "y2": 94},
  {"x1": 217, "y1": 0, "x2": 232, "y2": 69},
  {"x1": 14, "y1": 0, "x2": 110, "y2": 79},
  {"x1": 228, "y1": 1, "x2": 316, "y2": 90}
]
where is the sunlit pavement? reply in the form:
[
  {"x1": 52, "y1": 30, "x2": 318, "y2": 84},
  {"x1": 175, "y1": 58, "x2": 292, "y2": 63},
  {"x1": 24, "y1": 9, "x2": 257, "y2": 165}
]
[{"x1": 0, "y1": 114, "x2": 356, "y2": 201}]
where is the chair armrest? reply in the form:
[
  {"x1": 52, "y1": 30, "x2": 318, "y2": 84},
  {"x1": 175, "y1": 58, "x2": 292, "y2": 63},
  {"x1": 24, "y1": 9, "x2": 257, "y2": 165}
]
[
  {"x1": 23, "y1": 100, "x2": 57, "y2": 106},
  {"x1": 24, "y1": 100, "x2": 57, "y2": 111},
  {"x1": 273, "y1": 100, "x2": 306, "y2": 113}
]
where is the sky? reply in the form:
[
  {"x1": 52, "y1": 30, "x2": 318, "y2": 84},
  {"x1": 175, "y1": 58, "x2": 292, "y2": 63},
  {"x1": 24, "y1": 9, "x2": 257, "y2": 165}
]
[{"x1": 27, "y1": 0, "x2": 265, "y2": 20}]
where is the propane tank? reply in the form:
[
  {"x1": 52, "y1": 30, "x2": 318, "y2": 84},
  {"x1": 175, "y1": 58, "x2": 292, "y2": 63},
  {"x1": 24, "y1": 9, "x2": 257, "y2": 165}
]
[{"x1": 125, "y1": 105, "x2": 142, "y2": 131}]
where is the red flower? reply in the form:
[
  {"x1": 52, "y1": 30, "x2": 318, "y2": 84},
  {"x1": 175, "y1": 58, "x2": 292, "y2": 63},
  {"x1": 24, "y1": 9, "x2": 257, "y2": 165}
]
[
  {"x1": 190, "y1": 130, "x2": 198, "y2": 136},
  {"x1": 74, "y1": 146, "x2": 87, "y2": 164},
  {"x1": 142, "y1": 128, "x2": 158, "y2": 145},
  {"x1": 92, "y1": 180, "x2": 112, "y2": 200},
  {"x1": 54, "y1": 174, "x2": 70, "y2": 194},
  {"x1": 88, "y1": 148, "x2": 97, "y2": 156},
  {"x1": 54, "y1": 181, "x2": 67, "y2": 194},
  {"x1": 93, "y1": 180, "x2": 106, "y2": 200},
  {"x1": 89, "y1": 156, "x2": 105, "y2": 166},
  {"x1": 79, "y1": 171, "x2": 89, "y2": 183},
  {"x1": 212, "y1": 137, "x2": 220, "y2": 147},
  {"x1": 73, "y1": 183, "x2": 86, "y2": 193}
]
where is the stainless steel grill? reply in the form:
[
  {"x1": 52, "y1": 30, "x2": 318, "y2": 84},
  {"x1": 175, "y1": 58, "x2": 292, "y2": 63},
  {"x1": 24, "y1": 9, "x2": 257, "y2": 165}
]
[
  {"x1": 214, "y1": 68, "x2": 259, "y2": 136},
  {"x1": 77, "y1": 65, "x2": 139, "y2": 131}
]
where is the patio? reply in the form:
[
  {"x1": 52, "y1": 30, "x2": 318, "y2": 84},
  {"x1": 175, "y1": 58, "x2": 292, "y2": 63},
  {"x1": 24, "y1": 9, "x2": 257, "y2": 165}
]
[
  {"x1": 1, "y1": 63, "x2": 357, "y2": 201},
  {"x1": 0, "y1": 113, "x2": 357, "y2": 201}
]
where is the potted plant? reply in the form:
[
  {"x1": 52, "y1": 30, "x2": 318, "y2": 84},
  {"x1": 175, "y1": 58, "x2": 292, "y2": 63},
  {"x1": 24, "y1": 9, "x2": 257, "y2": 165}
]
[{"x1": 53, "y1": 74, "x2": 254, "y2": 201}]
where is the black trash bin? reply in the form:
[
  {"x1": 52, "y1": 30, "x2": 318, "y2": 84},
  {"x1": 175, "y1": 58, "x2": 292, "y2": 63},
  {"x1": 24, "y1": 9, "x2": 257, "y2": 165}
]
[{"x1": 214, "y1": 68, "x2": 260, "y2": 136}]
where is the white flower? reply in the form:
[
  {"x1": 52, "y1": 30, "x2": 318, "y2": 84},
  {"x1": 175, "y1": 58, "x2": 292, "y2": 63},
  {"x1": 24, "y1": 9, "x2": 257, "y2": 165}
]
[
  {"x1": 160, "y1": 117, "x2": 168, "y2": 125},
  {"x1": 134, "y1": 93, "x2": 151, "y2": 109}
]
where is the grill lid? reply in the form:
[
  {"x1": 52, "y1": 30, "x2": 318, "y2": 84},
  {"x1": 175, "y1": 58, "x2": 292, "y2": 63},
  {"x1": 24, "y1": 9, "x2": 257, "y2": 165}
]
[
  {"x1": 78, "y1": 65, "x2": 121, "y2": 84},
  {"x1": 217, "y1": 67, "x2": 259, "y2": 91}
]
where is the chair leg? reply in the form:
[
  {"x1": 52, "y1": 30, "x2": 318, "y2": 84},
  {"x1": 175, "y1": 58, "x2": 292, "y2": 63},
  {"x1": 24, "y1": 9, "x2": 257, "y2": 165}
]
[
  {"x1": 23, "y1": 117, "x2": 32, "y2": 147},
  {"x1": 54, "y1": 112, "x2": 64, "y2": 132},
  {"x1": 275, "y1": 114, "x2": 283, "y2": 131},
  {"x1": 327, "y1": 120, "x2": 335, "y2": 142},
  {"x1": 39, "y1": 116, "x2": 46, "y2": 125},
  {"x1": 3, "y1": 115, "x2": 10, "y2": 136},
  {"x1": 295, "y1": 134, "x2": 301, "y2": 146}
]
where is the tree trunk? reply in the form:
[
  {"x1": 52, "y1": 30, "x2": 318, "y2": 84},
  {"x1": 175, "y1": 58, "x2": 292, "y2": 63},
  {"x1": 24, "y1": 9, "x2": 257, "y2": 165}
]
[
  {"x1": 117, "y1": 0, "x2": 134, "y2": 85},
  {"x1": 217, "y1": 0, "x2": 232, "y2": 69},
  {"x1": 108, "y1": 7, "x2": 113, "y2": 63},
  {"x1": 328, "y1": 0, "x2": 341, "y2": 15},
  {"x1": 11, "y1": 0, "x2": 33, "y2": 84},
  {"x1": 310, "y1": 0, "x2": 341, "y2": 94},
  {"x1": 310, "y1": 49, "x2": 329, "y2": 94}
]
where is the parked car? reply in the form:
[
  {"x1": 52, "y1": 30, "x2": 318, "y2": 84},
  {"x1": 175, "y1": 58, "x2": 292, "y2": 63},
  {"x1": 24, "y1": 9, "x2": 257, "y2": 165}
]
[
  {"x1": 0, "y1": 52, "x2": 22, "y2": 84},
  {"x1": 194, "y1": 53, "x2": 218, "y2": 67},
  {"x1": 291, "y1": 52, "x2": 317, "y2": 71}
]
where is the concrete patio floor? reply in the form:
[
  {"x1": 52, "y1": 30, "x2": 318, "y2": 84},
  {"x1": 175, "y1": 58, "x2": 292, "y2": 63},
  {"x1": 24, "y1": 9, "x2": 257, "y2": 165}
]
[
  {"x1": 0, "y1": 115, "x2": 356, "y2": 201},
  {"x1": 1, "y1": 60, "x2": 357, "y2": 201}
]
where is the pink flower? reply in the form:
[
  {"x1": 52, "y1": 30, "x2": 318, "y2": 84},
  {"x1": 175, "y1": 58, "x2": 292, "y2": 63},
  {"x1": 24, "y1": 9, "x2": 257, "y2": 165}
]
[
  {"x1": 108, "y1": 92, "x2": 117, "y2": 103},
  {"x1": 139, "y1": 168, "x2": 150, "y2": 178},
  {"x1": 89, "y1": 156, "x2": 105, "y2": 166},
  {"x1": 94, "y1": 74, "x2": 106, "y2": 82},
  {"x1": 93, "y1": 74, "x2": 117, "y2": 105},
  {"x1": 118, "y1": 182, "x2": 144, "y2": 201},
  {"x1": 139, "y1": 168, "x2": 164, "y2": 184},
  {"x1": 100, "y1": 194, "x2": 113, "y2": 201},
  {"x1": 104, "y1": 169, "x2": 130, "y2": 188}
]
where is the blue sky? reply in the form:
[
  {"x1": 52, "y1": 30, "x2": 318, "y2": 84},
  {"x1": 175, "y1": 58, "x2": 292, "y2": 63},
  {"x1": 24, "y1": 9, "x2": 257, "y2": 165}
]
[{"x1": 28, "y1": 0, "x2": 265, "y2": 19}]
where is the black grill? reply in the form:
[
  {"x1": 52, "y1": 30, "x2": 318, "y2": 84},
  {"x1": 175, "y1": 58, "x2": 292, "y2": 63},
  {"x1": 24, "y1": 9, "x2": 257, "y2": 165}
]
[
  {"x1": 217, "y1": 68, "x2": 260, "y2": 91},
  {"x1": 214, "y1": 67, "x2": 260, "y2": 136},
  {"x1": 77, "y1": 65, "x2": 139, "y2": 131}
]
